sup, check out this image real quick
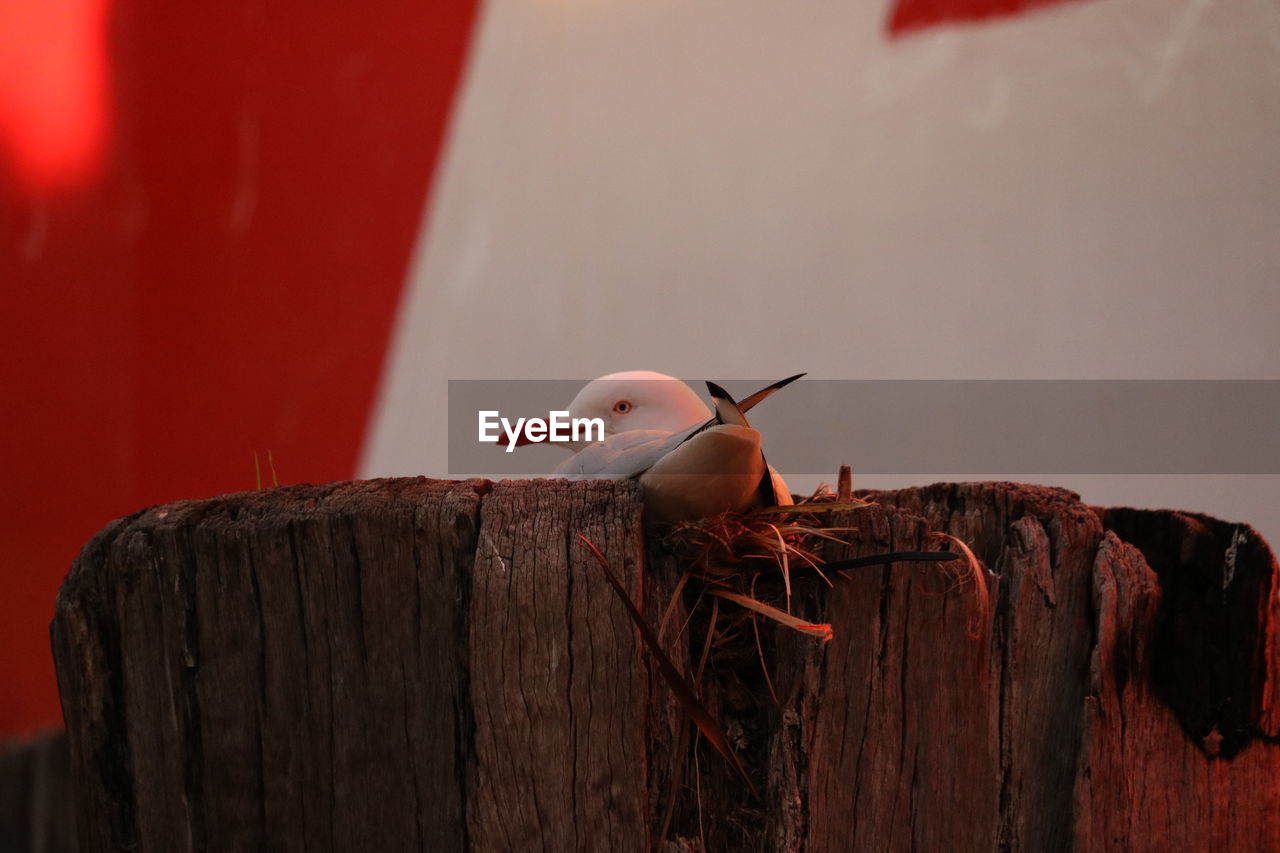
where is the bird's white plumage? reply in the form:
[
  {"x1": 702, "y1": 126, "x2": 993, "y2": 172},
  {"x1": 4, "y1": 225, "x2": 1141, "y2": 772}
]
[{"x1": 552, "y1": 429, "x2": 687, "y2": 480}]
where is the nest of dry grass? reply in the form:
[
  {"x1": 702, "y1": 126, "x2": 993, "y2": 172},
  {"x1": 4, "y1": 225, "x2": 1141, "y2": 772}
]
[{"x1": 655, "y1": 482, "x2": 986, "y2": 645}]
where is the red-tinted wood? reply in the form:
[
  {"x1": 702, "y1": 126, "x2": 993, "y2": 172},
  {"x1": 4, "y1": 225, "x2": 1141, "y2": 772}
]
[{"x1": 51, "y1": 478, "x2": 1280, "y2": 851}]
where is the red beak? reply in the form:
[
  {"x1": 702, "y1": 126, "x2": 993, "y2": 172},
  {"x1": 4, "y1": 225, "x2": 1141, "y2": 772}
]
[{"x1": 512, "y1": 433, "x2": 537, "y2": 447}]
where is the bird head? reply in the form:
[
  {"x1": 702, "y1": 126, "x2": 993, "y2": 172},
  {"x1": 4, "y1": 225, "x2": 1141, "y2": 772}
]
[{"x1": 546, "y1": 370, "x2": 711, "y2": 451}]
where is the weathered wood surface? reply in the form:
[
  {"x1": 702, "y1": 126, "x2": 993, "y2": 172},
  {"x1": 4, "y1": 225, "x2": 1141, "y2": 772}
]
[
  {"x1": 52, "y1": 478, "x2": 1280, "y2": 852},
  {"x1": 0, "y1": 730, "x2": 76, "y2": 853},
  {"x1": 760, "y1": 483, "x2": 1279, "y2": 853},
  {"x1": 468, "y1": 480, "x2": 648, "y2": 851},
  {"x1": 53, "y1": 478, "x2": 646, "y2": 852}
]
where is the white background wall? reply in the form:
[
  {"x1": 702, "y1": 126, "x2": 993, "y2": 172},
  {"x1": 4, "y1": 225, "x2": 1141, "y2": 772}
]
[{"x1": 364, "y1": 0, "x2": 1280, "y2": 542}]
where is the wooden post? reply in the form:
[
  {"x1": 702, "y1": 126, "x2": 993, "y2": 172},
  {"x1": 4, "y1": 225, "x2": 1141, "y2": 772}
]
[
  {"x1": 52, "y1": 478, "x2": 1280, "y2": 851},
  {"x1": 0, "y1": 731, "x2": 75, "y2": 853}
]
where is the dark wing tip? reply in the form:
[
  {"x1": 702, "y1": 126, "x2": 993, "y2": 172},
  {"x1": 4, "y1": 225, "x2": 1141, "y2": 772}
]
[
  {"x1": 705, "y1": 380, "x2": 736, "y2": 403},
  {"x1": 768, "y1": 373, "x2": 806, "y2": 392}
]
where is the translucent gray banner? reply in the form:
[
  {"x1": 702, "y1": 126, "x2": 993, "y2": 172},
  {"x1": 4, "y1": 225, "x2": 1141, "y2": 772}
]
[{"x1": 448, "y1": 379, "x2": 1280, "y2": 475}]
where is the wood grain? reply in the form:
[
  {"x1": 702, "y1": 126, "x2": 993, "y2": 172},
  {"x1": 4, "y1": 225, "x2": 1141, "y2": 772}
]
[
  {"x1": 51, "y1": 478, "x2": 1280, "y2": 851},
  {"x1": 468, "y1": 479, "x2": 648, "y2": 852},
  {"x1": 54, "y1": 478, "x2": 486, "y2": 851}
]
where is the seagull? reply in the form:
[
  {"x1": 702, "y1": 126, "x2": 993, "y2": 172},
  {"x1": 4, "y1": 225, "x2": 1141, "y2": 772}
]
[{"x1": 531, "y1": 372, "x2": 802, "y2": 522}]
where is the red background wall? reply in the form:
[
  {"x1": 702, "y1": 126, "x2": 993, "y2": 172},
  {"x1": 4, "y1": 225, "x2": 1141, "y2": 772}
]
[{"x1": 0, "y1": 0, "x2": 478, "y2": 733}]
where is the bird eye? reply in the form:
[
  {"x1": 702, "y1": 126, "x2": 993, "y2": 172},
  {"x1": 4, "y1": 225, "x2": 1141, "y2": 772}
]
[{"x1": 613, "y1": 400, "x2": 632, "y2": 414}]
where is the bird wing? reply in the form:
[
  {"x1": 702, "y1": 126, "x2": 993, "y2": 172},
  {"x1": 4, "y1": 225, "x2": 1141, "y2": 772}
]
[
  {"x1": 707, "y1": 381, "x2": 790, "y2": 507},
  {"x1": 638, "y1": 423, "x2": 767, "y2": 522},
  {"x1": 677, "y1": 373, "x2": 805, "y2": 448},
  {"x1": 552, "y1": 429, "x2": 686, "y2": 480},
  {"x1": 736, "y1": 373, "x2": 806, "y2": 413}
]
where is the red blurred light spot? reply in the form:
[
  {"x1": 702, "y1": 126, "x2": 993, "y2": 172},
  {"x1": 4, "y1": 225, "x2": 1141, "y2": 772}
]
[{"x1": 0, "y1": 0, "x2": 110, "y2": 191}]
